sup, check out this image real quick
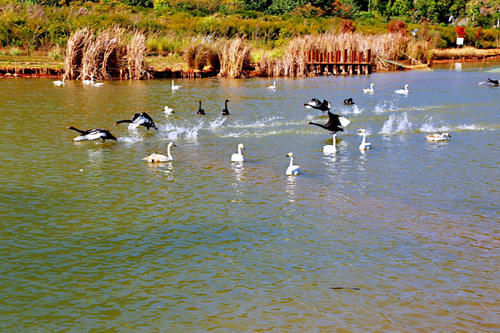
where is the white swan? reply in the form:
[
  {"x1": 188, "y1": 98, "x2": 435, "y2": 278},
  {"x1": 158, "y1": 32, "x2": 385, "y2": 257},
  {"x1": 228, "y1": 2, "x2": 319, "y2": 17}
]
[
  {"x1": 358, "y1": 129, "x2": 372, "y2": 150},
  {"x1": 267, "y1": 81, "x2": 276, "y2": 91},
  {"x1": 426, "y1": 132, "x2": 451, "y2": 142},
  {"x1": 143, "y1": 142, "x2": 176, "y2": 162},
  {"x1": 395, "y1": 84, "x2": 409, "y2": 95},
  {"x1": 53, "y1": 76, "x2": 65, "y2": 86},
  {"x1": 82, "y1": 75, "x2": 93, "y2": 85},
  {"x1": 164, "y1": 106, "x2": 174, "y2": 116},
  {"x1": 171, "y1": 80, "x2": 181, "y2": 91},
  {"x1": 323, "y1": 133, "x2": 337, "y2": 155},
  {"x1": 363, "y1": 83, "x2": 374, "y2": 94},
  {"x1": 286, "y1": 152, "x2": 300, "y2": 176},
  {"x1": 231, "y1": 143, "x2": 245, "y2": 162},
  {"x1": 91, "y1": 77, "x2": 104, "y2": 87}
]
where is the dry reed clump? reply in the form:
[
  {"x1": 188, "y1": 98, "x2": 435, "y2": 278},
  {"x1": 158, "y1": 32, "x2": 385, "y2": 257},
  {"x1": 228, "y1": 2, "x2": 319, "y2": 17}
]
[
  {"x1": 64, "y1": 27, "x2": 150, "y2": 80},
  {"x1": 431, "y1": 46, "x2": 499, "y2": 59},
  {"x1": 185, "y1": 43, "x2": 219, "y2": 70},
  {"x1": 64, "y1": 28, "x2": 92, "y2": 80},
  {"x1": 218, "y1": 38, "x2": 251, "y2": 78},
  {"x1": 258, "y1": 32, "x2": 412, "y2": 77},
  {"x1": 127, "y1": 31, "x2": 152, "y2": 80}
]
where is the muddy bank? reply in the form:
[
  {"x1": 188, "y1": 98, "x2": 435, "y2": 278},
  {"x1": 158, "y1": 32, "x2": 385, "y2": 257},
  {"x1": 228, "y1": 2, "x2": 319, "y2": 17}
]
[{"x1": 0, "y1": 66, "x2": 218, "y2": 79}]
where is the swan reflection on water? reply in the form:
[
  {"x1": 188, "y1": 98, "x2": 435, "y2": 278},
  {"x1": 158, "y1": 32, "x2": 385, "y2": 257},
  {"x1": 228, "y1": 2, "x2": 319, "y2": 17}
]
[
  {"x1": 146, "y1": 161, "x2": 175, "y2": 180},
  {"x1": 231, "y1": 162, "x2": 245, "y2": 183},
  {"x1": 285, "y1": 176, "x2": 296, "y2": 202}
]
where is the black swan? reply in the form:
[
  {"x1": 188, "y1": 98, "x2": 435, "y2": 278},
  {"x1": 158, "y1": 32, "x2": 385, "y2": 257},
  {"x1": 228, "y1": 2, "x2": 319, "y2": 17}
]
[
  {"x1": 304, "y1": 98, "x2": 330, "y2": 112},
  {"x1": 197, "y1": 100, "x2": 206, "y2": 115},
  {"x1": 115, "y1": 112, "x2": 158, "y2": 130},
  {"x1": 66, "y1": 126, "x2": 117, "y2": 142},
  {"x1": 487, "y1": 78, "x2": 499, "y2": 85},
  {"x1": 307, "y1": 111, "x2": 350, "y2": 133},
  {"x1": 343, "y1": 98, "x2": 355, "y2": 105},
  {"x1": 222, "y1": 99, "x2": 230, "y2": 116}
]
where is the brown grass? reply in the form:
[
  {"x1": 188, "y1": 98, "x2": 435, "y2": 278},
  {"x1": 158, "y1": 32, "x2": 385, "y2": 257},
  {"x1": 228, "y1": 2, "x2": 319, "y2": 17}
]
[
  {"x1": 432, "y1": 47, "x2": 500, "y2": 59},
  {"x1": 65, "y1": 27, "x2": 149, "y2": 80},
  {"x1": 258, "y1": 32, "x2": 411, "y2": 77},
  {"x1": 127, "y1": 30, "x2": 151, "y2": 79},
  {"x1": 218, "y1": 38, "x2": 251, "y2": 78},
  {"x1": 185, "y1": 43, "x2": 219, "y2": 70}
]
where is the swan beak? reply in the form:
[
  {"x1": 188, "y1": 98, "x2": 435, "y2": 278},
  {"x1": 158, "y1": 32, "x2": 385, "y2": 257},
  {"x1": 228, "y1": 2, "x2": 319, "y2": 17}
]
[{"x1": 114, "y1": 122, "x2": 118, "y2": 126}]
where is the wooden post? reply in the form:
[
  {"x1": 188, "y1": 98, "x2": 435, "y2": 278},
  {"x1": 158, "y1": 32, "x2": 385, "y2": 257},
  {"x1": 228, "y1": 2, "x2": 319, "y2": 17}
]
[
  {"x1": 366, "y1": 49, "x2": 372, "y2": 74},
  {"x1": 358, "y1": 51, "x2": 363, "y2": 75},
  {"x1": 343, "y1": 49, "x2": 348, "y2": 74}
]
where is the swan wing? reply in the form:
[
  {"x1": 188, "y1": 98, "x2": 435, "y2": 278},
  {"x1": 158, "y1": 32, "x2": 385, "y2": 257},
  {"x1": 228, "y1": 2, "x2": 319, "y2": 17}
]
[{"x1": 339, "y1": 116, "x2": 351, "y2": 127}]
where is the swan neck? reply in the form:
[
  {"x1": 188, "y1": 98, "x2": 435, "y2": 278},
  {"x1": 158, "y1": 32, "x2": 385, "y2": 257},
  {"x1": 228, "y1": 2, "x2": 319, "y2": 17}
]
[
  {"x1": 361, "y1": 132, "x2": 366, "y2": 144},
  {"x1": 167, "y1": 145, "x2": 173, "y2": 160},
  {"x1": 289, "y1": 156, "x2": 294, "y2": 167},
  {"x1": 237, "y1": 146, "x2": 242, "y2": 155}
]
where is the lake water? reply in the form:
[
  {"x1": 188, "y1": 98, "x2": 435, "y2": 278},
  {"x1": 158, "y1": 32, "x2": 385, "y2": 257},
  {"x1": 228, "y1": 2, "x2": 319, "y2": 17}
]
[{"x1": 1, "y1": 62, "x2": 499, "y2": 331}]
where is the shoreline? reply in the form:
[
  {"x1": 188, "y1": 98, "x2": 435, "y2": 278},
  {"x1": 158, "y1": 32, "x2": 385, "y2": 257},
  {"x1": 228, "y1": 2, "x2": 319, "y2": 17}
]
[{"x1": 1, "y1": 53, "x2": 499, "y2": 79}]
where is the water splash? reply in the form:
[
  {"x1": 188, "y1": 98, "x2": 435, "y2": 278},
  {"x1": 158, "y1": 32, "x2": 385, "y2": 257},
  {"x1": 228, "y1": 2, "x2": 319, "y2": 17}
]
[
  {"x1": 456, "y1": 124, "x2": 486, "y2": 131},
  {"x1": 374, "y1": 100, "x2": 397, "y2": 113},
  {"x1": 420, "y1": 117, "x2": 451, "y2": 133},
  {"x1": 380, "y1": 113, "x2": 412, "y2": 135},
  {"x1": 208, "y1": 117, "x2": 227, "y2": 130},
  {"x1": 342, "y1": 105, "x2": 363, "y2": 115}
]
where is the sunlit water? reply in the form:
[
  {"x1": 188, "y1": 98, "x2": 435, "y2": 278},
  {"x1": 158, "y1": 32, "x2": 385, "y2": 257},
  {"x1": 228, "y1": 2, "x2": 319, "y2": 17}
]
[{"x1": 1, "y1": 62, "x2": 499, "y2": 331}]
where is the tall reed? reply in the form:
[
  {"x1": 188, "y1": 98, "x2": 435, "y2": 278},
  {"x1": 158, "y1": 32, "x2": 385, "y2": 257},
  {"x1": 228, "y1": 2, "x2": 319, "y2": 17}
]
[
  {"x1": 258, "y1": 32, "x2": 411, "y2": 77},
  {"x1": 218, "y1": 38, "x2": 251, "y2": 78},
  {"x1": 65, "y1": 27, "x2": 149, "y2": 80}
]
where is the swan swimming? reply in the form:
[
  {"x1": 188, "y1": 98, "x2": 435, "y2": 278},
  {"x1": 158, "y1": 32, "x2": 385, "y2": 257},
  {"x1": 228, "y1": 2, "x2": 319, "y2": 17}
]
[
  {"x1": 53, "y1": 76, "x2": 65, "y2": 86},
  {"x1": 115, "y1": 112, "x2": 158, "y2": 130},
  {"x1": 82, "y1": 75, "x2": 93, "y2": 85},
  {"x1": 164, "y1": 106, "x2": 174, "y2": 115},
  {"x1": 66, "y1": 126, "x2": 117, "y2": 142},
  {"x1": 171, "y1": 80, "x2": 181, "y2": 91},
  {"x1": 363, "y1": 83, "x2": 374, "y2": 94},
  {"x1": 358, "y1": 129, "x2": 372, "y2": 150},
  {"x1": 285, "y1": 152, "x2": 300, "y2": 176},
  {"x1": 323, "y1": 133, "x2": 337, "y2": 154},
  {"x1": 222, "y1": 99, "x2": 230, "y2": 116},
  {"x1": 91, "y1": 77, "x2": 104, "y2": 87},
  {"x1": 267, "y1": 81, "x2": 276, "y2": 91},
  {"x1": 395, "y1": 84, "x2": 409, "y2": 95},
  {"x1": 426, "y1": 132, "x2": 451, "y2": 142},
  {"x1": 231, "y1": 143, "x2": 245, "y2": 162},
  {"x1": 197, "y1": 100, "x2": 206, "y2": 115},
  {"x1": 143, "y1": 142, "x2": 176, "y2": 162}
]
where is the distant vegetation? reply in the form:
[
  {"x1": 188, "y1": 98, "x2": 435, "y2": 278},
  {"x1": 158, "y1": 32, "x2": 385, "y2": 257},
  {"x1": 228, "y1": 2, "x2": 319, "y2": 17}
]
[{"x1": 0, "y1": 0, "x2": 498, "y2": 74}]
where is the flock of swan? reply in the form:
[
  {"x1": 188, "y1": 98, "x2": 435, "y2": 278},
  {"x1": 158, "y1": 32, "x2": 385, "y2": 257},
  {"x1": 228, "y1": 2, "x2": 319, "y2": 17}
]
[{"x1": 62, "y1": 75, "x2": 499, "y2": 176}]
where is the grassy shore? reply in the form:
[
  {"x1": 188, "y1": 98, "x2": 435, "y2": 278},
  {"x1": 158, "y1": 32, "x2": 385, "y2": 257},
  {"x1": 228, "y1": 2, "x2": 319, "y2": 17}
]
[{"x1": 2, "y1": 47, "x2": 499, "y2": 75}]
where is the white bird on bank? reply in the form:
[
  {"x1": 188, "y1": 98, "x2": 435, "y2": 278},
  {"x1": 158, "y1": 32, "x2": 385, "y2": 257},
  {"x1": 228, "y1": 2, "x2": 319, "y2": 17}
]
[
  {"x1": 323, "y1": 133, "x2": 337, "y2": 155},
  {"x1": 171, "y1": 80, "x2": 181, "y2": 91},
  {"x1": 285, "y1": 152, "x2": 300, "y2": 176},
  {"x1": 358, "y1": 129, "x2": 372, "y2": 150},
  {"x1": 395, "y1": 84, "x2": 409, "y2": 95},
  {"x1": 143, "y1": 142, "x2": 176, "y2": 162},
  {"x1": 53, "y1": 76, "x2": 65, "y2": 86},
  {"x1": 231, "y1": 143, "x2": 246, "y2": 162},
  {"x1": 363, "y1": 83, "x2": 374, "y2": 94},
  {"x1": 267, "y1": 81, "x2": 276, "y2": 91},
  {"x1": 426, "y1": 132, "x2": 451, "y2": 142}
]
